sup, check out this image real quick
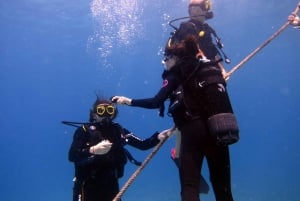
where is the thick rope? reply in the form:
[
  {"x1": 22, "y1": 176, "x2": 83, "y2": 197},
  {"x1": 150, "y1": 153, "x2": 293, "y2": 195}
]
[
  {"x1": 225, "y1": 2, "x2": 300, "y2": 80},
  {"x1": 112, "y1": 135, "x2": 169, "y2": 201}
]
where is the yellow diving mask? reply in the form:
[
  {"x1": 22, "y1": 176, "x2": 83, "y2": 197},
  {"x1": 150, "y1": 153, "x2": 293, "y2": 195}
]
[
  {"x1": 189, "y1": 0, "x2": 211, "y2": 12},
  {"x1": 96, "y1": 104, "x2": 115, "y2": 116}
]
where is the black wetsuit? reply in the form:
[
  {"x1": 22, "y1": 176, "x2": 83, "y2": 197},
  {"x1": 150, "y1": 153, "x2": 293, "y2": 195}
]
[
  {"x1": 131, "y1": 51, "x2": 234, "y2": 201},
  {"x1": 69, "y1": 122, "x2": 159, "y2": 201}
]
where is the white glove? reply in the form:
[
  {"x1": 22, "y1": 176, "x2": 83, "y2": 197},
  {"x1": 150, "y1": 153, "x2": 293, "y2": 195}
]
[
  {"x1": 112, "y1": 96, "x2": 132, "y2": 105},
  {"x1": 90, "y1": 140, "x2": 113, "y2": 155}
]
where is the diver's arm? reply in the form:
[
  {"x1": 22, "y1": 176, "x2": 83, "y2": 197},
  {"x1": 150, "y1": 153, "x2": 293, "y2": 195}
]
[
  {"x1": 68, "y1": 127, "x2": 110, "y2": 166},
  {"x1": 215, "y1": 55, "x2": 229, "y2": 80},
  {"x1": 68, "y1": 128, "x2": 91, "y2": 162},
  {"x1": 131, "y1": 97, "x2": 163, "y2": 109},
  {"x1": 131, "y1": 76, "x2": 178, "y2": 108},
  {"x1": 68, "y1": 128, "x2": 100, "y2": 167},
  {"x1": 112, "y1": 91, "x2": 169, "y2": 109},
  {"x1": 113, "y1": 75, "x2": 177, "y2": 109},
  {"x1": 125, "y1": 126, "x2": 175, "y2": 150},
  {"x1": 125, "y1": 132, "x2": 160, "y2": 150}
]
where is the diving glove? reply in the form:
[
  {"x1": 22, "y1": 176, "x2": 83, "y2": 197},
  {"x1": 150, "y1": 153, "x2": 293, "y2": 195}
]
[{"x1": 90, "y1": 140, "x2": 112, "y2": 155}]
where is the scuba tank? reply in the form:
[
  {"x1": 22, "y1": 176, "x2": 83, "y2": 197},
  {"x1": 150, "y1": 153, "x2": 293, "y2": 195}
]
[{"x1": 199, "y1": 81, "x2": 239, "y2": 146}]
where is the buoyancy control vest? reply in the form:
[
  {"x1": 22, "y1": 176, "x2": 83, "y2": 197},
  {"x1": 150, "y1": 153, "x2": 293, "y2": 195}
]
[
  {"x1": 81, "y1": 122, "x2": 128, "y2": 178},
  {"x1": 168, "y1": 60, "x2": 239, "y2": 145}
]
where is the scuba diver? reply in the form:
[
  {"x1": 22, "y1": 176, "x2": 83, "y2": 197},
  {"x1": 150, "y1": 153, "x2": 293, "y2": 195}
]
[
  {"x1": 112, "y1": 35, "x2": 239, "y2": 201},
  {"x1": 67, "y1": 97, "x2": 168, "y2": 201},
  {"x1": 167, "y1": 0, "x2": 231, "y2": 79}
]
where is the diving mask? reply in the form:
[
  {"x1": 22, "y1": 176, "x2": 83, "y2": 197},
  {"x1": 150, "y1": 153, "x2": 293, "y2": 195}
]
[
  {"x1": 189, "y1": 0, "x2": 211, "y2": 11},
  {"x1": 96, "y1": 104, "x2": 116, "y2": 116}
]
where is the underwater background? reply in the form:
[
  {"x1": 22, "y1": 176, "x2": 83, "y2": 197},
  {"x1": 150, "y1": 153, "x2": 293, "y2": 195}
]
[{"x1": 1, "y1": 0, "x2": 300, "y2": 200}]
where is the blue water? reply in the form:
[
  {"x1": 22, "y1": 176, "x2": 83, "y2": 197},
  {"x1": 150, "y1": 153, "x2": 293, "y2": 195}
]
[{"x1": 1, "y1": 0, "x2": 300, "y2": 200}]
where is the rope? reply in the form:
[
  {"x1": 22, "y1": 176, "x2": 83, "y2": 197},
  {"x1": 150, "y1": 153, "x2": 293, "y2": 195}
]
[
  {"x1": 225, "y1": 2, "x2": 300, "y2": 80},
  {"x1": 112, "y1": 135, "x2": 169, "y2": 201}
]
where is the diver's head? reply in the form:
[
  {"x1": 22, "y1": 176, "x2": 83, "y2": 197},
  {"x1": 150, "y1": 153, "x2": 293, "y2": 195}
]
[
  {"x1": 163, "y1": 36, "x2": 199, "y2": 70},
  {"x1": 188, "y1": 0, "x2": 213, "y2": 22},
  {"x1": 89, "y1": 97, "x2": 118, "y2": 124}
]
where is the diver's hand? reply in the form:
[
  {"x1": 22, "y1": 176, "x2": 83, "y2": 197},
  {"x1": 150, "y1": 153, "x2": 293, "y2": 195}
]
[
  {"x1": 90, "y1": 140, "x2": 112, "y2": 155},
  {"x1": 157, "y1": 127, "x2": 176, "y2": 141},
  {"x1": 224, "y1": 73, "x2": 230, "y2": 81},
  {"x1": 112, "y1": 96, "x2": 132, "y2": 105},
  {"x1": 288, "y1": 14, "x2": 300, "y2": 25},
  {"x1": 288, "y1": 14, "x2": 295, "y2": 22}
]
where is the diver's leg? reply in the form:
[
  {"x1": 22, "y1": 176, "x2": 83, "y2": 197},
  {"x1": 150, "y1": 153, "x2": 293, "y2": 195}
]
[
  {"x1": 179, "y1": 119, "x2": 205, "y2": 201},
  {"x1": 72, "y1": 181, "x2": 82, "y2": 201},
  {"x1": 172, "y1": 157, "x2": 209, "y2": 194},
  {"x1": 206, "y1": 145, "x2": 234, "y2": 201}
]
